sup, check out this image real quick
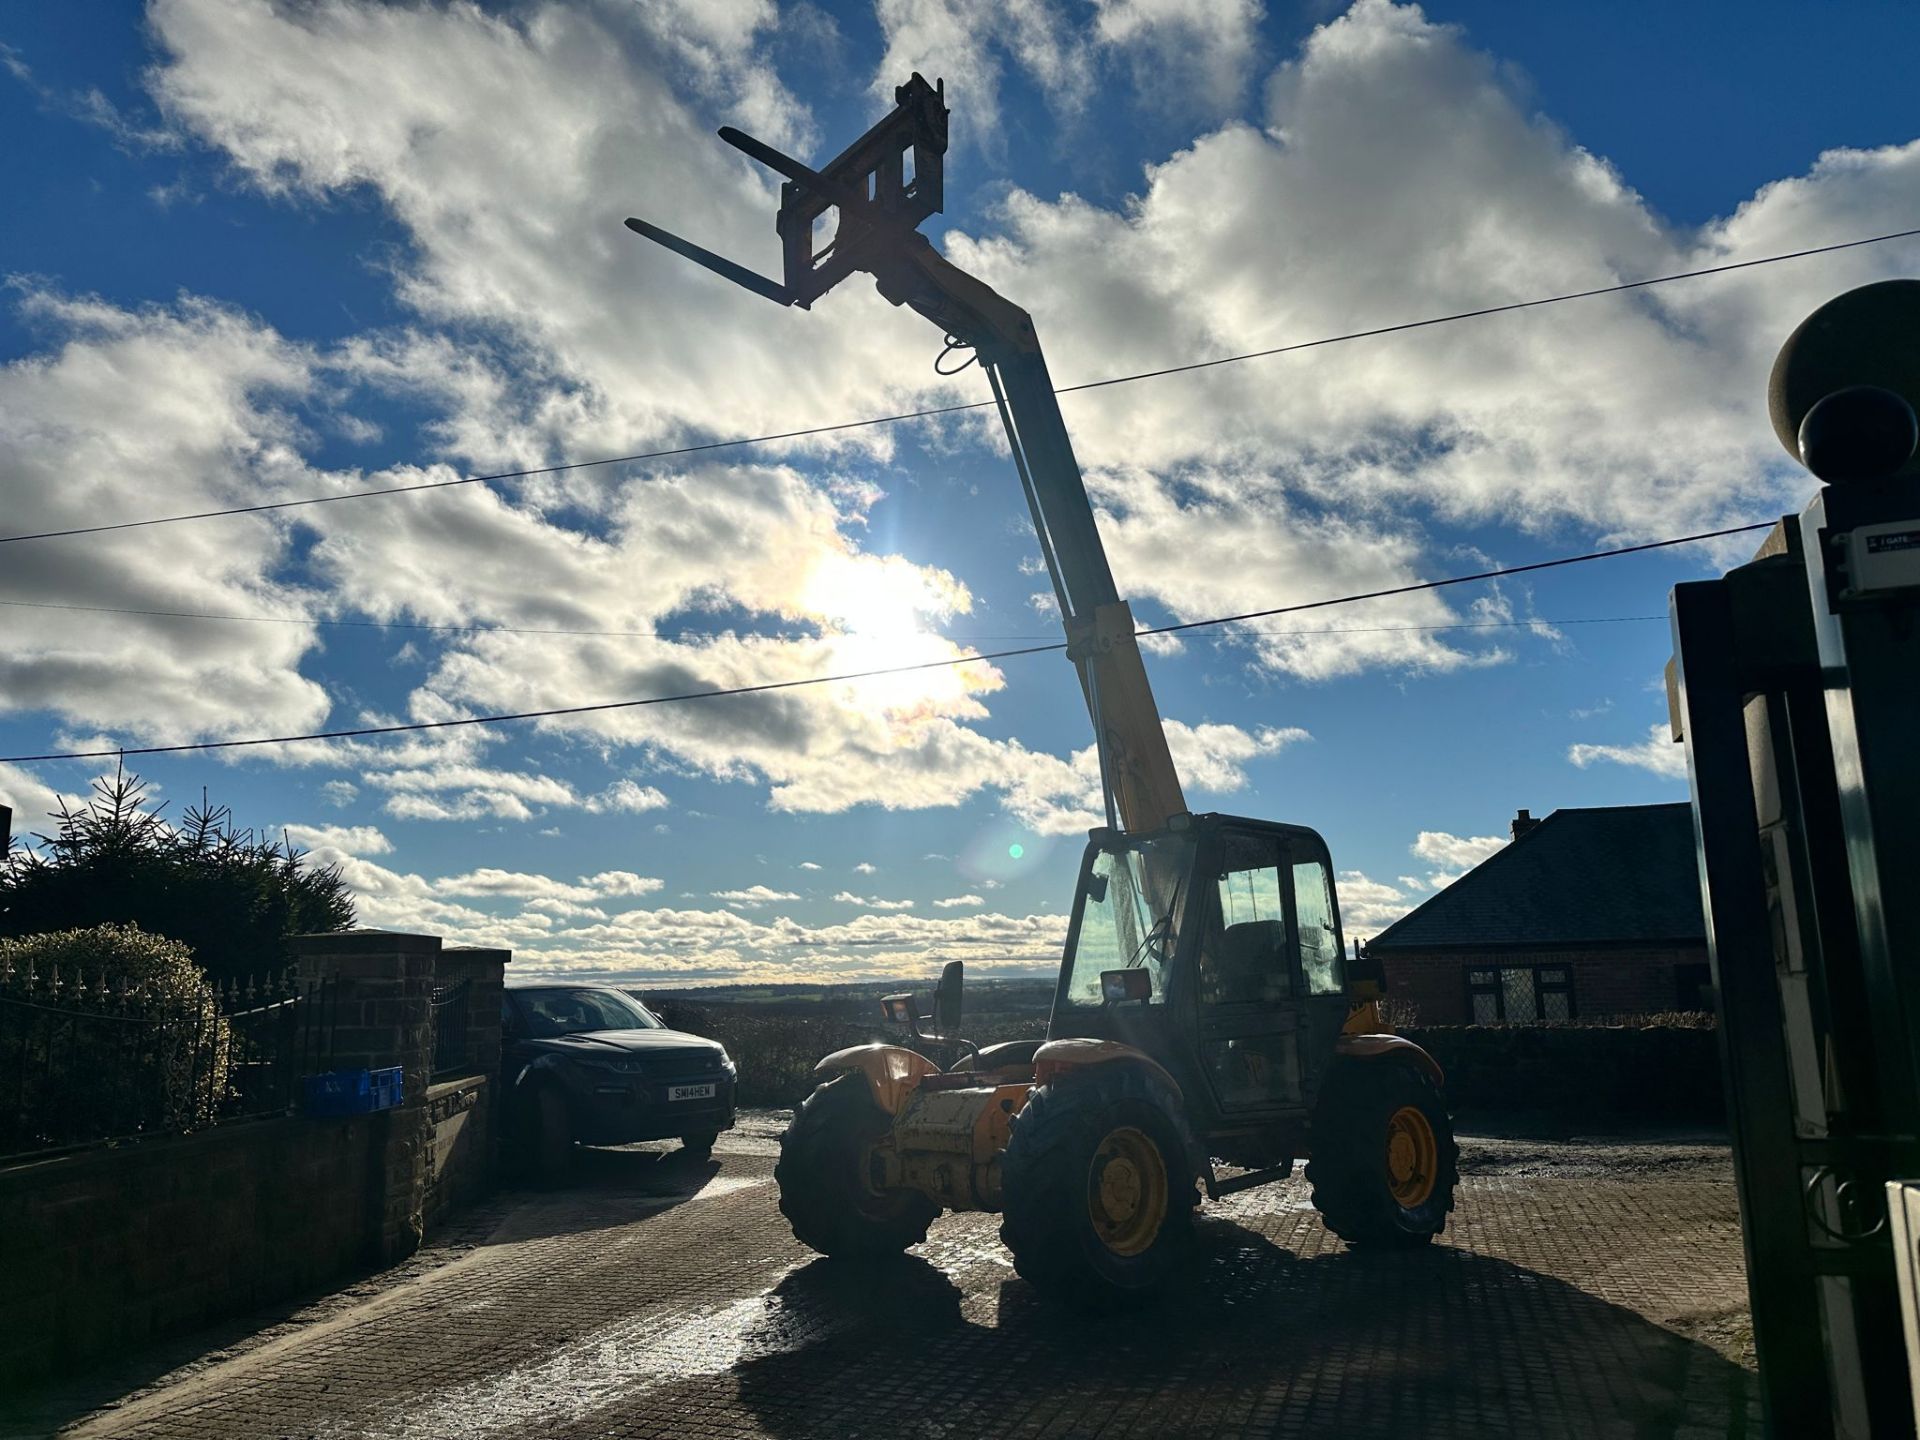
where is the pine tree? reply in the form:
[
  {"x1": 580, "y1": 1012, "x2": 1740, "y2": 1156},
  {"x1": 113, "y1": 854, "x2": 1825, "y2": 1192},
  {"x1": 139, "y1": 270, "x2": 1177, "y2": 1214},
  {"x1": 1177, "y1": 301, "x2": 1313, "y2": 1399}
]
[{"x1": 0, "y1": 766, "x2": 355, "y2": 980}]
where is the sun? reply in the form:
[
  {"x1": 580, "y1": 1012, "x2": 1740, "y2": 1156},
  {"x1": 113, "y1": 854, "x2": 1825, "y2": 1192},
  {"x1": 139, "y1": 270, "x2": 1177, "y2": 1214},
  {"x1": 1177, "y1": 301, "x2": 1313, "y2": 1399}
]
[
  {"x1": 799, "y1": 554, "x2": 968, "y2": 640},
  {"x1": 797, "y1": 555, "x2": 995, "y2": 713}
]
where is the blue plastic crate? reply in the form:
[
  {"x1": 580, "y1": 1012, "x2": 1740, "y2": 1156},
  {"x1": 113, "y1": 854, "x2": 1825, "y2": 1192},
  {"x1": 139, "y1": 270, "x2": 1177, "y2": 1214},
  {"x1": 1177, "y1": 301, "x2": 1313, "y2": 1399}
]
[{"x1": 303, "y1": 1066, "x2": 405, "y2": 1117}]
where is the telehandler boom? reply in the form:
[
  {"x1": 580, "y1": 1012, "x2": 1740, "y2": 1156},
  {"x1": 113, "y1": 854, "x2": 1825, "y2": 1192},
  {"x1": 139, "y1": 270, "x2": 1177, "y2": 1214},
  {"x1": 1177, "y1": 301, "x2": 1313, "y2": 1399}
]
[{"x1": 628, "y1": 75, "x2": 1456, "y2": 1299}]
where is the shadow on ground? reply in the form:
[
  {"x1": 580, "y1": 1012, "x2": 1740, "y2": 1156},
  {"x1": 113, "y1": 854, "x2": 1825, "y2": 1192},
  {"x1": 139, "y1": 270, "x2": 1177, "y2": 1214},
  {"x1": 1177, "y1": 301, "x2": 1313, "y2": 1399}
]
[
  {"x1": 718, "y1": 1216, "x2": 1757, "y2": 1440},
  {"x1": 0, "y1": 1145, "x2": 729, "y2": 1439},
  {"x1": 481, "y1": 1143, "x2": 728, "y2": 1246}
]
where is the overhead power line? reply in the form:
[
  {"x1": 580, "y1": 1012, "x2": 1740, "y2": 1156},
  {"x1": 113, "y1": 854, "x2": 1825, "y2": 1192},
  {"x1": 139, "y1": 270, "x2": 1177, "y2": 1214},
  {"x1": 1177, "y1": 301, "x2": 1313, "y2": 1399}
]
[
  {"x1": 0, "y1": 595, "x2": 1665, "y2": 642},
  {"x1": 0, "y1": 225, "x2": 1912, "y2": 549},
  {"x1": 0, "y1": 520, "x2": 1765, "y2": 763},
  {"x1": 1142, "y1": 521, "x2": 1767, "y2": 635}
]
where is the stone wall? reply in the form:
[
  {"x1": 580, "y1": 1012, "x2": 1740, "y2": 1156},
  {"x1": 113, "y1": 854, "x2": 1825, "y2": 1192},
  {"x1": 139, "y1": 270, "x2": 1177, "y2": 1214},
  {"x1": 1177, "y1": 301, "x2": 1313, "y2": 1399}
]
[
  {"x1": 0, "y1": 1113, "x2": 387, "y2": 1386},
  {"x1": 424, "y1": 1074, "x2": 491, "y2": 1230},
  {"x1": 0, "y1": 930, "x2": 510, "y2": 1388},
  {"x1": 1402, "y1": 1023, "x2": 1724, "y2": 1127}
]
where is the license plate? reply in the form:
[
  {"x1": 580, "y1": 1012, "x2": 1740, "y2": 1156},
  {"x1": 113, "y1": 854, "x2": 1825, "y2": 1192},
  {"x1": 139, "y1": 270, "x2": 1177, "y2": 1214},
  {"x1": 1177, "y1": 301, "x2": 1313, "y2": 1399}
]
[{"x1": 668, "y1": 1083, "x2": 716, "y2": 1102}]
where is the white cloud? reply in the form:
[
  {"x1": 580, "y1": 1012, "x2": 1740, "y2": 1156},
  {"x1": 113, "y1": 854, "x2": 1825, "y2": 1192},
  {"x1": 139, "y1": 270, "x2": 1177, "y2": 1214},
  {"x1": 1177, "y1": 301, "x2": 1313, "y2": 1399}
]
[
  {"x1": 798, "y1": 861, "x2": 822, "y2": 870},
  {"x1": 1411, "y1": 830, "x2": 1506, "y2": 871},
  {"x1": 357, "y1": 758, "x2": 668, "y2": 823},
  {"x1": 275, "y1": 832, "x2": 1073, "y2": 980},
  {"x1": 934, "y1": 894, "x2": 984, "y2": 908},
  {"x1": 709, "y1": 885, "x2": 801, "y2": 905},
  {"x1": 147, "y1": 0, "x2": 940, "y2": 469},
  {"x1": 871, "y1": 0, "x2": 1259, "y2": 152},
  {"x1": 436, "y1": 869, "x2": 598, "y2": 903},
  {"x1": 0, "y1": 764, "x2": 85, "y2": 835},
  {"x1": 834, "y1": 891, "x2": 916, "y2": 911},
  {"x1": 0, "y1": 294, "x2": 332, "y2": 744},
  {"x1": 997, "y1": 719, "x2": 1310, "y2": 835},
  {"x1": 1092, "y1": 0, "x2": 1263, "y2": 115},
  {"x1": 853, "y1": 861, "x2": 878, "y2": 875},
  {"x1": 8, "y1": 0, "x2": 1899, "y2": 845},
  {"x1": 585, "y1": 870, "x2": 666, "y2": 897},
  {"x1": 1336, "y1": 870, "x2": 1411, "y2": 931},
  {"x1": 281, "y1": 823, "x2": 393, "y2": 858},
  {"x1": 935, "y1": 0, "x2": 1920, "y2": 674},
  {"x1": 1568, "y1": 722, "x2": 1688, "y2": 780},
  {"x1": 585, "y1": 780, "x2": 669, "y2": 814}
]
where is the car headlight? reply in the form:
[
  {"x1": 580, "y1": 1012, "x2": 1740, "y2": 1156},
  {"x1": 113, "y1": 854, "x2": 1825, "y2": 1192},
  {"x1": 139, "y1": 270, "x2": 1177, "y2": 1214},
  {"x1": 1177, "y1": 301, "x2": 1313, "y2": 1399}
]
[
  {"x1": 718, "y1": 1050, "x2": 737, "y2": 1075},
  {"x1": 577, "y1": 1054, "x2": 647, "y2": 1073}
]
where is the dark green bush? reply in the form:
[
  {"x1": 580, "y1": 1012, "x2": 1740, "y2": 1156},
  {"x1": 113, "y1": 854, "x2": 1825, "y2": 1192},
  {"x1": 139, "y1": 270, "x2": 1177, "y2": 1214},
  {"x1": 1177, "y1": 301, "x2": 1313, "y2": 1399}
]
[{"x1": 0, "y1": 923, "x2": 232, "y2": 1150}]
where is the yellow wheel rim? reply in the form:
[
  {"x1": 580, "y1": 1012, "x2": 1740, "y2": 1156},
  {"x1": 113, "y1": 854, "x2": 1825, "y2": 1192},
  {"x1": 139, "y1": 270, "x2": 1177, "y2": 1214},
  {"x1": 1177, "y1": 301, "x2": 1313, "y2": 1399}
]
[
  {"x1": 1087, "y1": 1125, "x2": 1169, "y2": 1257},
  {"x1": 1386, "y1": 1104, "x2": 1438, "y2": 1208}
]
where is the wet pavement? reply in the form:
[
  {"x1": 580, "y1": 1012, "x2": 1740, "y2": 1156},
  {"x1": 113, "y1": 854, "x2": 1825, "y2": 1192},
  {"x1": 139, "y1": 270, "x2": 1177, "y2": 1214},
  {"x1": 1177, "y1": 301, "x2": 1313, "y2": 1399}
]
[{"x1": 8, "y1": 1115, "x2": 1760, "y2": 1439}]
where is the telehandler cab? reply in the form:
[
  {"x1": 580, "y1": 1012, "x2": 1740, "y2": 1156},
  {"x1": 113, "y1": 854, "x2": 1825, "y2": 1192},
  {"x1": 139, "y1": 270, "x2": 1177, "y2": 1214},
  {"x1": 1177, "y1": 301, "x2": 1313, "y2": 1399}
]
[{"x1": 628, "y1": 74, "x2": 1457, "y2": 1300}]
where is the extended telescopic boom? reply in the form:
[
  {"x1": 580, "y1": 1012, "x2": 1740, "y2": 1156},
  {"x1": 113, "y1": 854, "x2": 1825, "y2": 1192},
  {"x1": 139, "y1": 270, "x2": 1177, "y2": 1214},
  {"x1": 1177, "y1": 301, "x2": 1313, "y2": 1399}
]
[{"x1": 625, "y1": 75, "x2": 1187, "y2": 833}]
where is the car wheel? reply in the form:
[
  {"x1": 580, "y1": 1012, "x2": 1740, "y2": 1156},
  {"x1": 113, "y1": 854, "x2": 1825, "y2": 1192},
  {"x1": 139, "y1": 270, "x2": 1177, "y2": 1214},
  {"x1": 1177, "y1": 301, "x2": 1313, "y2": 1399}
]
[
  {"x1": 681, "y1": 1131, "x2": 719, "y2": 1159},
  {"x1": 529, "y1": 1084, "x2": 575, "y2": 1186}
]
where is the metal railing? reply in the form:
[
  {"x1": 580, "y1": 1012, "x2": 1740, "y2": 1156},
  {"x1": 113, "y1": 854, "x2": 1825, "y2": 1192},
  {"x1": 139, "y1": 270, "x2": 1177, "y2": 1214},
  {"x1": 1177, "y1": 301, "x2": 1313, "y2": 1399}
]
[
  {"x1": 429, "y1": 978, "x2": 472, "y2": 1077},
  {"x1": 0, "y1": 963, "x2": 336, "y2": 1161}
]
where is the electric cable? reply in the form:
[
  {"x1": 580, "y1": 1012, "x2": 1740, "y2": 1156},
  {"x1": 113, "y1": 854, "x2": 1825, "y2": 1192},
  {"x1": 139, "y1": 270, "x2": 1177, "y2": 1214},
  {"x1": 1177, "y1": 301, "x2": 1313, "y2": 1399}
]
[
  {"x1": 0, "y1": 594, "x2": 1665, "y2": 641},
  {"x1": 0, "y1": 225, "x2": 1911, "y2": 549},
  {"x1": 0, "y1": 521, "x2": 1765, "y2": 763}
]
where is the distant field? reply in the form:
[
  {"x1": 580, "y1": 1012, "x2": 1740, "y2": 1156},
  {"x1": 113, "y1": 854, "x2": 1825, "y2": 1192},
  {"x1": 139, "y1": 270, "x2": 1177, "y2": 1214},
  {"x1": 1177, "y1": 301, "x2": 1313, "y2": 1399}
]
[{"x1": 638, "y1": 977, "x2": 1055, "y2": 1018}]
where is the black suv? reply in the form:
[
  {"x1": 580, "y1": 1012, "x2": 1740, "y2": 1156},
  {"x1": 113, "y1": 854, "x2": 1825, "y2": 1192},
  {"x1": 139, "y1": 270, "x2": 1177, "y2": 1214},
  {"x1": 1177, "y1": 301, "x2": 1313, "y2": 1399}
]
[{"x1": 502, "y1": 985, "x2": 736, "y2": 1172}]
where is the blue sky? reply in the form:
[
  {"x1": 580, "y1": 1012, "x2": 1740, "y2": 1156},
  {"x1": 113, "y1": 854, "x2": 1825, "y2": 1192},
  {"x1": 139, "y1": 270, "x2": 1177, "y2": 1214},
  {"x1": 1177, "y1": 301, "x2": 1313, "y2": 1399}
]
[{"x1": 2, "y1": 0, "x2": 1917, "y2": 985}]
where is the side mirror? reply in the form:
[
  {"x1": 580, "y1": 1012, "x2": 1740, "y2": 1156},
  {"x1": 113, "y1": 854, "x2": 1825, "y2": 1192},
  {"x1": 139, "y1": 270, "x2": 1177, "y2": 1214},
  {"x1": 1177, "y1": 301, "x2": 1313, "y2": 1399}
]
[
  {"x1": 933, "y1": 960, "x2": 963, "y2": 1035},
  {"x1": 1101, "y1": 968, "x2": 1152, "y2": 1004}
]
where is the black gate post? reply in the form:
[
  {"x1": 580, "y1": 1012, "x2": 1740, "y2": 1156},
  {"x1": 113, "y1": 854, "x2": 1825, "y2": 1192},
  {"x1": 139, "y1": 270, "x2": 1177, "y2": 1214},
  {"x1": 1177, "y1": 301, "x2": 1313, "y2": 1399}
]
[{"x1": 1673, "y1": 571, "x2": 1833, "y2": 1435}]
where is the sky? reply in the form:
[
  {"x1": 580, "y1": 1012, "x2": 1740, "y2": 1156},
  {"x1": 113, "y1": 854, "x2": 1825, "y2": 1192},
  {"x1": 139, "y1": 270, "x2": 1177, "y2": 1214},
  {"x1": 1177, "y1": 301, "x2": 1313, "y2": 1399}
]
[{"x1": 2, "y1": 0, "x2": 1917, "y2": 987}]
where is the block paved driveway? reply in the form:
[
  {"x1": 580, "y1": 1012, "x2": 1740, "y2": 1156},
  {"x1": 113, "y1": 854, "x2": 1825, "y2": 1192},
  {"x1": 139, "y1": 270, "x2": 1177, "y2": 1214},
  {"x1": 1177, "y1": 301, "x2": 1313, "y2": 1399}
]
[{"x1": 20, "y1": 1117, "x2": 1759, "y2": 1439}]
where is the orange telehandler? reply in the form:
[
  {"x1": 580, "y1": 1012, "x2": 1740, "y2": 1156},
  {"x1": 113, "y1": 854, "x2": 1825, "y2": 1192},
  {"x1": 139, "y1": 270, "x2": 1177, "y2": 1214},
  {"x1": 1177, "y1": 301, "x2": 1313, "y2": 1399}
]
[{"x1": 628, "y1": 75, "x2": 1456, "y2": 1300}]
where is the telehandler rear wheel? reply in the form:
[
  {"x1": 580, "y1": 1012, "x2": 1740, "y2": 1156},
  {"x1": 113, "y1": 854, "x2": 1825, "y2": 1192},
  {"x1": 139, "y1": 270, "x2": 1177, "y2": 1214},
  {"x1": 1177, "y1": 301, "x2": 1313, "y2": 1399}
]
[
  {"x1": 1307, "y1": 1061, "x2": 1458, "y2": 1247},
  {"x1": 999, "y1": 1066, "x2": 1197, "y2": 1302},
  {"x1": 777, "y1": 1073, "x2": 939, "y2": 1259}
]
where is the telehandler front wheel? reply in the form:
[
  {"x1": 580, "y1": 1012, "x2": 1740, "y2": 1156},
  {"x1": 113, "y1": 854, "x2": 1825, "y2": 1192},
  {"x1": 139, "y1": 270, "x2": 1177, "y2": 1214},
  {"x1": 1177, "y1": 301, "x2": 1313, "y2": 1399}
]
[
  {"x1": 1307, "y1": 1061, "x2": 1459, "y2": 1247},
  {"x1": 999, "y1": 1066, "x2": 1198, "y2": 1303},
  {"x1": 777, "y1": 1072, "x2": 939, "y2": 1260}
]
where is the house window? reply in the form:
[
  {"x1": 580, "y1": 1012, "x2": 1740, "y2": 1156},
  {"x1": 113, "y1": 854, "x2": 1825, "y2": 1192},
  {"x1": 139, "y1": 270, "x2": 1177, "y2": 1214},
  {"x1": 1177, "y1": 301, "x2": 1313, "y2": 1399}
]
[{"x1": 1468, "y1": 964, "x2": 1576, "y2": 1022}]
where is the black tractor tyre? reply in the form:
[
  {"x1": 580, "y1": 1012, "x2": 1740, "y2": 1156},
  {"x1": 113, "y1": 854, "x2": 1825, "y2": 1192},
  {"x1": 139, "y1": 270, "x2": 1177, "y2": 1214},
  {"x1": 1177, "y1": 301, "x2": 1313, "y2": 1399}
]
[
  {"x1": 1306, "y1": 1061, "x2": 1459, "y2": 1248},
  {"x1": 680, "y1": 1131, "x2": 719, "y2": 1159},
  {"x1": 777, "y1": 1073, "x2": 939, "y2": 1260},
  {"x1": 999, "y1": 1066, "x2": 1199, "y2": 1304}
]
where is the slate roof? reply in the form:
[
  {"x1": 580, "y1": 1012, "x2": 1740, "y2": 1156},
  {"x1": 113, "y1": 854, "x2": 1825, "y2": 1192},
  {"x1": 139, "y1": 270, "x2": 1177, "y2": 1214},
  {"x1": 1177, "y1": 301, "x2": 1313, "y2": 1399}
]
[{"x1": 1365, "y1": 804, "x2": 1705, "y2": 952}]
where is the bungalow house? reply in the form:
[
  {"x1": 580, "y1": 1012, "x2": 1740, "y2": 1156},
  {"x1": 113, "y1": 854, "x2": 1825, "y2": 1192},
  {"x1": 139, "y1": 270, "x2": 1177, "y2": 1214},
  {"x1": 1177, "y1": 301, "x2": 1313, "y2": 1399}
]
[{"x1": 1363, "y1": 804, "x2": 1709, "y2": 1025}]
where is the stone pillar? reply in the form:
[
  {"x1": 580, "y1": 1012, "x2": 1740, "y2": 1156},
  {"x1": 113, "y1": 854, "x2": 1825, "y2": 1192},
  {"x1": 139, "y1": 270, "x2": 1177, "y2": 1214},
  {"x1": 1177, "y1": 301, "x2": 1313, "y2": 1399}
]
[
  {"x1": 434, "y1": 947, "x2": 511, "y2": 1077},
  {"x1": 290, "y1": 929, "x2": 440, "y2": 1265}
]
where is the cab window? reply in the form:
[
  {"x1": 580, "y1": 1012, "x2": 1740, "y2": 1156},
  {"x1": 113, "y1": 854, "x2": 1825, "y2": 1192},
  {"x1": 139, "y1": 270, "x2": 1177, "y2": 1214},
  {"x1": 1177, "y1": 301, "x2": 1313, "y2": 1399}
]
[
  {"x1": 1199, "y1": 832, "x2": 1291, "y2": 1005},
  {"x1": 1059, "y1": 836, "x2": 1194, "y2": 1007},
  {"x1": 1293, "y1": 858, "x2": 1344, "y2": 995}
]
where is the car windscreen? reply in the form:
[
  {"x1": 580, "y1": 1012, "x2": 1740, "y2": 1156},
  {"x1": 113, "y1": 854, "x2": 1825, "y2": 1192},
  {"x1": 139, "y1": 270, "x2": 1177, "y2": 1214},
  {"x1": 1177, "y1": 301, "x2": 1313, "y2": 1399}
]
[{"x1": 511, "y1": 988, "x2": 663, "y2": 1038}]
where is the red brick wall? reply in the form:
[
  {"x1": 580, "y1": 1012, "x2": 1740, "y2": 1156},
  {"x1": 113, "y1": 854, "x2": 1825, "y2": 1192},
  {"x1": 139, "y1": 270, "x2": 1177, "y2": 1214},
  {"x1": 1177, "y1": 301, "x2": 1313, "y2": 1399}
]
[{"x1": 1377, "y1": 944, "x2": 1710, "y2": 1025}]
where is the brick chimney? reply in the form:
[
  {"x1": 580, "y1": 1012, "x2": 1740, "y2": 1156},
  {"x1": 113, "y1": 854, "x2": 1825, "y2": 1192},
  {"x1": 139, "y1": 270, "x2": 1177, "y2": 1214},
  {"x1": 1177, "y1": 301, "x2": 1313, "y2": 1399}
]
[{"x1": 1510, "y1": 808, "x2": 1541, "y2": 842}]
